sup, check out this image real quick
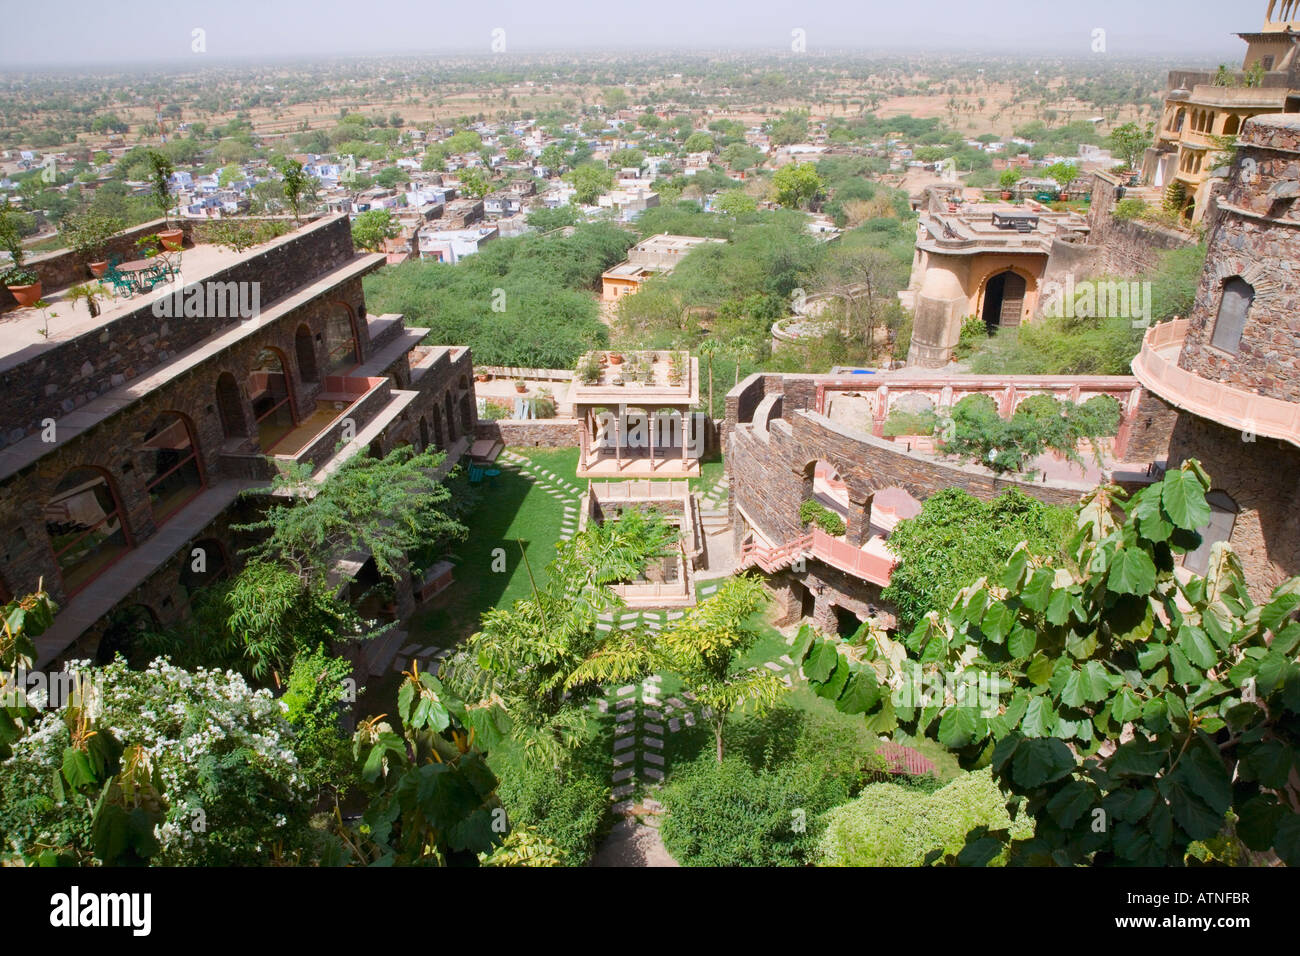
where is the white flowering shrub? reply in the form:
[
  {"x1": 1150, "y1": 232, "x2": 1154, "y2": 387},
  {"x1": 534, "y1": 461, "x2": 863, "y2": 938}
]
[{"x1": 0, "y1": 658, "x2": 315, "y2": 866}]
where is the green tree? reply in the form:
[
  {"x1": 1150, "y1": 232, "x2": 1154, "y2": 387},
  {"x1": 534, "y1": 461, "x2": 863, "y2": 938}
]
[
  {"x1": 277, "y1": 157, "x2": 315, "y2": 224},
  {"x1": 351, "y1": 207, "x2": 398, "y2": 251},
  {"x1": 1108, "y1": 122, "x2": 1152, "y2": 172},
  {"x1": 682, "y1": 131, "x2": 715, "y2": 154},
  {"x1": 458, "y1": 166, "x2": 492, "y2": 200},
  {"x1": 798, "y1": 461, "x2": 1300, "y2": 866},
  {"x1": 1044, "y1": 162, "x2": 1079, "y2": 189},
  {"x1": 882, "y1": 488, "x2": 1073, "y2": 633},
  {"x1": 566, "y1": 575, "x2": 784, "y2": 762},
  {"x1": 715, "y1": 189, "x2": 757, "y2": 217},
  {"x1": 772, "y1": 162, "x2": 825, "y2": 209},
  {"x1": 565, "y1": 163, "x2": 615, "y2": 205}
]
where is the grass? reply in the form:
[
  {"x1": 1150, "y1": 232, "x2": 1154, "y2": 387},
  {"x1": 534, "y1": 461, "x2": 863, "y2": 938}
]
[{"x1": 405, "y1": 447, "x2": 574, "y2": 651}]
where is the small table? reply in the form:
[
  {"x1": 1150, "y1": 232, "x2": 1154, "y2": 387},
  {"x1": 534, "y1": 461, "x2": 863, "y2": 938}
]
[{"x1": 117, "y1": 257, "x2": 167, "y2": 293}]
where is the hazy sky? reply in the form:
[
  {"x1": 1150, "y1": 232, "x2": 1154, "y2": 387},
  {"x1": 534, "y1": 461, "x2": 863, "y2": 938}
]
[{"x1": 0, "y1": 0, "x2": 1254, "y2": 67}]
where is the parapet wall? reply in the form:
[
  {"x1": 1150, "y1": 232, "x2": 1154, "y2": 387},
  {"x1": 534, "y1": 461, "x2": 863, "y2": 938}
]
[{"x1": 0, "y1": 215, "x2": 358, "y2": 446}]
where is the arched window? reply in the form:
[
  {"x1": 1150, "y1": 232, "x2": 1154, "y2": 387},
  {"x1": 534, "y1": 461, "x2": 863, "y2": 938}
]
[
  {"x1": 1211, "y1": 277, "x2": 1254, "y2": 354},
  {"x1": 443, "y1": 392, "x2": 456, "y2": 441},
  {"x1": 1223, "y1": 114, "x2": 1241, "y2": 137},
  {"x1": 45, "y1": 467, "x2": 131, "y2": 596},
  {"x1": 215, "y1": 371, "x2": 247, "y2": 439},
  {"x1": 430, "y1": 405, "x2": 444, "y2": 449},
  {"x1": 1184, "y1": 491, "x2": 1238, "y2": 575},
  {"x1": 418, "y1": 416, "x2": 430, "y2": 451},
  {"x1": 249, "y1": 348, "x2": 297, "y2": 449},
  {"x1": 179, "y1": 537, "x2": 229, "y2": 597},
  {"x1": 325, "y1": 305, "x2": 359, "y2": 375},
  {"x1": 140, "y1": 412, "x2": 205, "y2": 525},
  {"x1": 295, "y1": 324, "x2": 319, "y2": 383},
  {"x1": 1173, "y1": 109, "x2": 1185, "y2": 133}
]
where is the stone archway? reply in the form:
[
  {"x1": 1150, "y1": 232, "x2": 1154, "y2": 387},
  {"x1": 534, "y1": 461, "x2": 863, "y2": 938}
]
[{"x1": 980, "y1": 269, "x2": 1028, "y2": 334}]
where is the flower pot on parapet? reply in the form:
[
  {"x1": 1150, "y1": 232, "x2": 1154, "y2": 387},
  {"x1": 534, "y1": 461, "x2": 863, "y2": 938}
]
[
  {"x1": 89, "y1": 260, "x2": 109, "y2": 278},
  {"x1": 159, "y1": 229, "x2": 184, "y2": 251},
  {"x1": 5, "y1": 279, "x2": 42, "y2": 308}
]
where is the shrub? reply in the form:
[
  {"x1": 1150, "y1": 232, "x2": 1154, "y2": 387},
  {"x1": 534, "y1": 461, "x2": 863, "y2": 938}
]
[
  {"x1": 494, "y1": 757, "x2": 610, "y2": 865},
  {"x1": 193, "y1": 217, "x2": 291, "y2": 253},
  {"x1": 800, "y1": 499, "x2": 847, "y2": 536},
  {"x1": 883, "y1": 408, "x2": 938, "y2": 437},
  {"x1": 660, "y1": 705, "x2": 875, "y2": 866},
  {"x1": 281, "y1": 645, "x2": 357, "y2": 795},
  {"x1": 817, "y1": 768, "x2": 1033, "y2": 866},
  {"x1": 0, "y1": 658, "x2": 314, "y2": 866},
  {"x1": 1112, "y1": 197, "x2": 1148, "y2": 221}
]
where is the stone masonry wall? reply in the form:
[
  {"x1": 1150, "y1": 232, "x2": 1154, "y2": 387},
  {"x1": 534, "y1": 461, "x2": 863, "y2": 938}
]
[
  {"x1": 728, "y1": 409, "x2": 1086, "y2": 552},
  {"x1": 1173, "y1": 117, "x2": 1300, "y2": 404},
  {"x1": 1167, "y1": 412, "x2": 1300, "y2": 600},
  {"x1": 0, "y1": 273, "x2": 371, "y2": 606},
  {"x1": 0, "y1": 215, "x2": 359, "y2": 446},
  {"x1": 475, "y1": 418, "x2": 583, "y2": 447}
]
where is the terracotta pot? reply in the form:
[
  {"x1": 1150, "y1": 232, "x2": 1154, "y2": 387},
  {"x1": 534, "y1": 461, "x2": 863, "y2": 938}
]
[
  {"x1": 7, "y1": 282, "x2": 42, "y2": 308},
  {"x1": 159, "y1": 229, "x2": 184, "y2": 251},
  {"x1": 514, "y1": 383, "x2": 527, "y2": 393},
  {"x1": 608, "y1": 353, "x2": 624, "y2": 365},
  {"x1": 1000, "y1": 191, "x2": 1012, "y2": 200},
  {"x1": 89, "y1": 260, "x2": 109, "y2": 277}
]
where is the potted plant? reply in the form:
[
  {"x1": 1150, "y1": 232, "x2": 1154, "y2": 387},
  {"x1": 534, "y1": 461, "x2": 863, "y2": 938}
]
[
  {"x1": 0, "y1": 209, "x2": 41, "y2": 306},
  {"x1": 146, "y1": 151, "x2": 184, "y2": 251},
  {"x1": 608, "y1": 351, "x2": 624, "y2": 365},
  {"x1": 475, "y1": 371, "x2": 490, "y2": 382},
  {"x1": 61, "y1": 211, "x2": 123, "y2": 277},
  {"x1": 66, "y1": 283, "x2": 106, "y2": 318},
  {"x1": 513, "y1": 379, "x2": 528, "y2": 394},
  {"x1": 998, "y1": 169, "x2": 1021, "y2": 201}
]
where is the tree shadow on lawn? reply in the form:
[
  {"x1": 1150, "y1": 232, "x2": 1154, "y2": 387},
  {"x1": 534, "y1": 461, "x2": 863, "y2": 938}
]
[{"x1": 406, "y1": 464, "x2": 564, "y2": 651}]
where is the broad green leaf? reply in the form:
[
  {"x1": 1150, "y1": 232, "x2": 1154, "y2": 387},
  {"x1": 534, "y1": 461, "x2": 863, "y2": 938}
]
[
  {"x1": 1009, "y1": 737, "x2": 1075, "y2": 789},
  {"x1": 1161, "y1": 468, "x2": 1211, "y2": 531},
  {"x1": 1107, "y1": 547, "x2": 1157, "y2": 596}
]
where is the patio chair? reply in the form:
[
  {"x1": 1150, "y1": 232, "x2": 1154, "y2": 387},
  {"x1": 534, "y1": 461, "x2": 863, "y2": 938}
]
[{"x1": 106, "y1": 268, "x2": 136, "y2": 298}]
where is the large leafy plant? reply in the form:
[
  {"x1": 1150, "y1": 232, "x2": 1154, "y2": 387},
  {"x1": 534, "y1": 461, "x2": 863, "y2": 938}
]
[{"x1": 798, "y1": 461, "x2": 1300, "y2": 865}]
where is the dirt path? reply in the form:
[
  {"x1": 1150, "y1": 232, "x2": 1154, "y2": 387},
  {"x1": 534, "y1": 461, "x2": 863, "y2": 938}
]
[{"x1": 591, "y1": 817, "x2": 679, "y2": 867}]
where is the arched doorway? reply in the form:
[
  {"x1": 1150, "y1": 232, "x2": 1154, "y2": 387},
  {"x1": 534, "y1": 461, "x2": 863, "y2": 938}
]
[
  {"x1": 294, "y1": 324, "x2": 319, "y2": 383},
  {"x1": 418, "y1": 417, "x2": 430, "y2": 452},
  {"x1": 94, "y1": 604, "x2": 159, "y2": 666},
  {"x1": 430, "y1": 405, "x2": 444, "y2": 450},
  {"x1": 460, "y1": 392, "x2": 474, "y2": 434},
  {"x1": 324, "y1": 304, "x2": 360, "y2": 374},
  {"x1": 179, "y1": 537, "x2": 229, "y2": 597},
  {"x1": 139, "y1": 412, "x2": 205, "y2": 525},
  {"x1": 249, "y1": 347, "x2": 297, "y2": 450},
  {"x1": 443, "y1": 392, "x2": 456, "y2": 441},
  {"x1": 981, "y1": 270, "x2": 1027, "y2": 334},
  {"x1": 215, "y1": 371, "x2": 248, "y2": 440},
  {"x1": 45, "y1": 467, "x2": 132, "y2": 596},
  {"x1": 1184, "y1": 491, "x2": 1238, "y2": 575}
]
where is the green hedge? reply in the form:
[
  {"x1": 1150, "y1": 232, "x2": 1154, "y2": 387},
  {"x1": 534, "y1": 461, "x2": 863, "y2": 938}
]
[
  {"x1": 800, "y1": 499, "x2": 847, "y2": 537},
  {"x1": 817, "y1": 768, "x2": 1033, "y2": 866}
]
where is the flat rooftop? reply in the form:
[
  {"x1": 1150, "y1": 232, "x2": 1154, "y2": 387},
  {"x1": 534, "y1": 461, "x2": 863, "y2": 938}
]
[{"x1": 0, "y1": 241, "x2": 245, "y2": 372}]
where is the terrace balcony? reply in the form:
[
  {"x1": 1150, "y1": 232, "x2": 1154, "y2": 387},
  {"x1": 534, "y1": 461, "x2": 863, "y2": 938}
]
[{"x1": 1131, "y1": 319, "x2": 1300, "y2": 449}]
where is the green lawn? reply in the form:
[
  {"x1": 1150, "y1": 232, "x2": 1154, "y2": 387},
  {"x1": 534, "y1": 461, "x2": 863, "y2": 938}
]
[{"x1": 405, "y1": 447, "x2": 576, "y2": 650}]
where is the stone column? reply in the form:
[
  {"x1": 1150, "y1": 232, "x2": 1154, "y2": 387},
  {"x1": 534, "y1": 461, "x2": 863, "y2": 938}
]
[
  {"x1": 811, "y1": 587, "x2": 838, "y2": 635},
  {"x1": 846, "y1": 493, "x2": 874, "y2": 547}
]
